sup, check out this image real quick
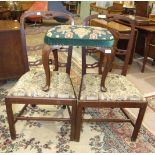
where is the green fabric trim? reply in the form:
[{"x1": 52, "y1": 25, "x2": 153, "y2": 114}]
[
  {"x1": 44, "y1": 25, "x2": 114, "y2": 48},
  {"x1": 44, "y1": 37, "x2": 114, "y2": 48}
]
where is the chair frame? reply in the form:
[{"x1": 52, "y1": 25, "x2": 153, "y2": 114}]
[
  {"x1": 20, "y1": 11, "x2": 75, "y2": 92},
  {"x1": 75, "y1": 14, "x2": 148, "y2": 142},
  {"x1": 5, "y1": 11, "x2": 77, "y2": 141}
]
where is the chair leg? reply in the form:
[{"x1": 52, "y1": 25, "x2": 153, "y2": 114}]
[
  {"x1": 52, "y1": 49, "x2": 58, "y2": 71},
  {"x1": 62, "y1": 105, "x2": 66, "y2": 109},
  {"x1": 5, "y1": 102, "x2": 16, "y2": 140},
  {"x1": 82, "y1": 47, "x2": 86, "y2": 75},
  {"x1": 99, "y1": 52, "x2": 104, "y2": 74},
  {"x1": 66, "y1": 46, "x2": 73, "y2": 74},
  {"x1": 75, "y1": 104, "x2": 83, "y2": 142},
  {"x1": 131, "y1": 105, "x2": 147, "y2": 141},
  {"x1": 70, "y1": 103, "x2": 77, "y2": 141},
  {"x1": 31, "y1": 104, "x2": 36, "y2": 107}
]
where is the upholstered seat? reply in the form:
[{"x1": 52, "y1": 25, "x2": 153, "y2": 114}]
[
  {"x1": 80, "y1": 73, "x2": 145, "y2": 101},
  {"x1": 44, "y1": 25, "x2": 114, "y2": 47},
  {"x1": 8, "y1": 68, "x2": 75, "y2": 99}
]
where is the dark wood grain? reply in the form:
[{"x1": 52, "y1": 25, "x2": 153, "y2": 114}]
[{"x1": 0, "y1": 20, "x2": 29, "y2": 80}]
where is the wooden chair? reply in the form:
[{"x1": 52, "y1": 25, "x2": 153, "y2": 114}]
[
  {"x1": 20, "y1": 10, "x2": 74, "y2": 72},
  {"x1": 75, "y1": 14, "x2": 148, "y2": 142},
  {"x1": 5, "y1": 11, "x2": 77, "y2": 141}
]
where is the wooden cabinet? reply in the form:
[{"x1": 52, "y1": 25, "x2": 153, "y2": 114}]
[
  {"x1": 90, "y1": 2, "x2": 123, "y2": 15},
  {"x1": 0, "y1": 20, "x2": 29, "y2": 80},
  {"x1": 135, "y1": 1, "x2": 149, "y2": 17},
  {"x1": 64, "y1": 1, "x2": 79, "y2": 14}
]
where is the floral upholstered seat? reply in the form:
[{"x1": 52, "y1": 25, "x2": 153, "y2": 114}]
[
  {"x1": 80, "y1": 73, "x2": 146, "y2": 101},
  {"x1": 44, "y1": 25, "x2": 114, "y2": 47},
  {"x1": 8, "y1": 68, "x2": 75, "y2": 99}
]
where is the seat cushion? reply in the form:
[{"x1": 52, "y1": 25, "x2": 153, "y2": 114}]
[
  {"x1": 80, "y1": 73, "x2": 146, "y2": 101},
  {"x1": 44, "y1": 25, "x2": 114, "y2": 48},
  {"x1": 8, "y1": 68, "x2": 75, "y2": 99}
]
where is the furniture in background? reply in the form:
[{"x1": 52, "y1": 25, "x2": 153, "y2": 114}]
[
  {"x1": 10, "y1": 10, "x2": 25, "y2": 20},
  {"x1": 0, "y1": 20, "x2": 29, "y2": 81},
  {"x1": 90, "y1": 2, "x2": 123, "y2": 15},
  {"x1": 64, "y1": 1, "x2": 80, "y2": 15},
  {"x1": 135, "y1": 1, "x2": 149, "y2": 17},
  {"x1": 0, "y1": 8, "x2": 10, "y2": 20},
  {"x1": 75, "y1": 14, "x2": 147, "y2": 142},
  {"x1": 123, "y1": 1, "x2": 135, "y2": 15},
  {"x1": 5, "y1": 1, "x2": 34, "y2": 11},
  {"x1": 26, "y1": 1, "x2": 47, "y2": 24},
  {"x1": 136, "y1": 25, "x2": 155, "y2": 72},
  {"x1": 149, "y1": 14, "x2": 155, "y2": 22},
  {"x1": 26, "y1": 1, "x2": 75, "y2": 24},
  {"x1": 18, "y1": 1, "x2": 34, "y2": 11},
  {"x1": 133, "y1": 16, "x2": 155, "y2": 72},
  {"x1": 116, "y1": 15, "x2": 155, "y2": 72},
  {"x1": 48, "y1": 1, "x2": 74, "y2": 23},
  {"x1": 89, "y1": 17, "x2": 137, "y2": 65},
  {"x1": 5, "y1": 11, "x2": 77, "y2": 141},
  {"x1": 5, "y1": 2, "x2": 24, "y2": 21}
]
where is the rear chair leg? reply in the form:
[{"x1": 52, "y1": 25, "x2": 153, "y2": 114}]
[
  {"x1": 131, "y1": 105, "x2": 147, "y2": 141},
  {"x1": 52, "y1": 49, "x2": 58, "y2": 71},
  {"x1": 5, "y1": 101, "x2": 16, "y2": 140}
]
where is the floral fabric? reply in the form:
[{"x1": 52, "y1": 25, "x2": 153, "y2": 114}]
[
  {"x1": 44, "y1": 25, "x2": 114, "y2": 48},
  {"x1": 8, "y1": 68, "x2": 75, "y2": 99},
  {"x1": 80, "y1": 73, "x2": 146, "y2": 101}
]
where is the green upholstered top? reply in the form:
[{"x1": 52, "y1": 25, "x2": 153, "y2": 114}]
[{"x1": 44, "y1": 25, "x2": 114, "y2": 48}]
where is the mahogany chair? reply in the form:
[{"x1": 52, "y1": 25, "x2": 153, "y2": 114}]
[
  {"x1": 5, "y1": 11, "x2": 77, "y2": 141},
  {"x1": 20, "y1": 11, "x2": 74, "y2": 72},
  {"x1": 75, "y1": 14, "x2": 148, "y2": 142}
]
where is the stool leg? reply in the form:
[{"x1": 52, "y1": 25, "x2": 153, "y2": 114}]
[
  {"x1": 5, "y1": 100, "x2": 16, "y2": 140},
  {"x1": 66, "y1": 46, "x2": 73, "y2": 74},
  {"x1": 82, "y1": 47, "x2": 86, "y2": 76},
  {"x1": 42, "y1": 44, "x2": 51, "y2": 91},
  {"x1": 52, "y1": 49, "x2": 58, "y2": 71},
  {"x1": 131, "y1": 105, "x2": 147, "y2": 141}
]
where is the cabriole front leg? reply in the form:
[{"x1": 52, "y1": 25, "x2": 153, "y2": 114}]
[
  {"x1": 100, "y1": 51, "x2": 113, "y2": 92},
  {"x1": 42, "y1": 44, "x2": 51, "y2": 91}
]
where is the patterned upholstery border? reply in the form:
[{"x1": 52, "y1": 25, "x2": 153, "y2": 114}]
[
  {"x1": 8, "y1": 68, "x2": 75, "y2": 99},
  {"x1": 44, "y1": 25, "x2": 114, "y2": 48},
  {"x1": 80, "y1": 73, "x2": 146, "y2": 101}
]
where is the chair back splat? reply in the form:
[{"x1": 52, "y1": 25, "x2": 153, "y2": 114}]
[
  {"x1": 5, "y1": 11, "x2": 77, "y2": 141},
  {"x1": 20, "y1": 11, "x2": 74, "y2": 73},
  {"x1": 75, "y1": 14, "x2": 147, "y2": 142}
]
